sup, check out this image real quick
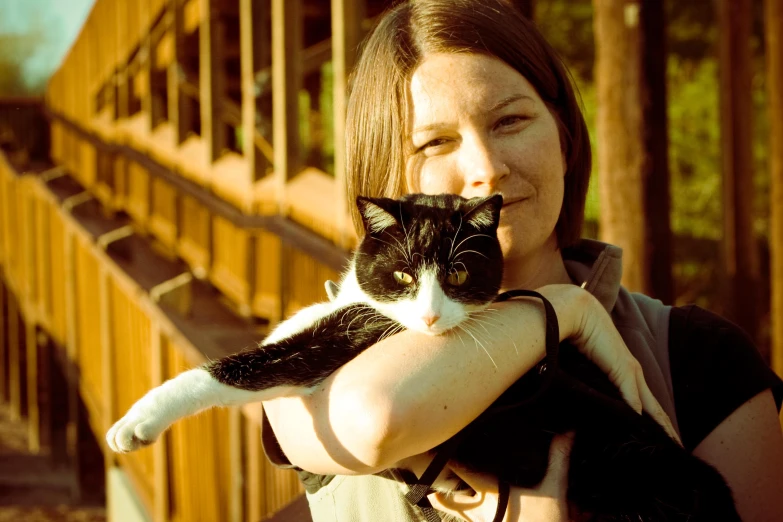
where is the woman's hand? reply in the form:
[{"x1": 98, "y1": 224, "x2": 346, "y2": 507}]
[
  {"x1": 537, "y1": 284, "x2": 680, "y2": 444},
  {"x1": 427, "y1": 433, "x2": 575, "y2": 522}
]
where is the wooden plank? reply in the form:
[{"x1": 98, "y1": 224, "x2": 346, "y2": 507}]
[
  {"x1": 272, "y1": 0, "x2": 302, "y2": 209},
  {"x1": 62, "y1": 221, "x2": 83, "y2": 501},
  {"x1": 100, "y1": 264, "x2": 115, "y2": 436},
  {"x1": 25, "y1": 319, "x2": 42, "y2": 453},
  {"x1": 169, "y1": 0, "x2": 191, "y2": 144},
  {"x1": 765, "y1": 0, "x2": 783, "y2": 376},
  {"x1": 228, "y1": 408, "x2": 243, "y2": 522},
  {"x1": 240, "y1": 0, "x2": 270, "y2": 182},
  {"x1": 200, "y1": 0, "x2": 227, "y2": 162},
  {"x1": 141, "y1": 0, "x2": 154, "y2": 132},
  {"x1": 0, "y1": 282, "x2": 5, "y2": 403},
  {"x1": 331, "y1": 0, "x2": 363, "y2": 248},
  {"x1": 151, "y1": 324, "x2": 170, "y2": 522},
  {"x1": 35, "y1": 197, "x2": 52, "y2": 328},
  {"x1": 245, "y1": 419, "x2": 262, "y2": 522},
  {"x1": 7, "y1": 292, "x2": 22, "y2": 421},
  {"x1": 717, "y1": 0, "x2": 760, "y2": 346}
]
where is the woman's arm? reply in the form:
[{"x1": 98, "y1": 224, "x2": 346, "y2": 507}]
[
  {"x1": 263, "y1": 294, "x2": 553, "y2": 475},
  {"x1": 692, "y1": 389, "x2": 783, "y2": 521},
  {"x1": 263, "y1": 285, "x2": 672, "y2": 475}
]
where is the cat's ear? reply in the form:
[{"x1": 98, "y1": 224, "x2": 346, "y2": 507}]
[
  {"x1": 356, "y1": 197, "x2": 399, "y2": 234},
  {"x1": 464, "y1": 194, "x2": 503, "y2": 230}
]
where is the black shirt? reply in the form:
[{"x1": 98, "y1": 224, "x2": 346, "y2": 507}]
[
  {"x1": 669, "y1": 305, "x2": 783, "y2": 451},
  {"x1": 262, "y1": 304, "x2": 783, "y2": 489}
]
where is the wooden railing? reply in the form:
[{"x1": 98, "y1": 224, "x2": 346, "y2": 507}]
[
  {"x1": 0, "y1": 0, "x2": 399, "y2": 519},
  {"x1": 0, "y1": 147, "x2": 326, "y2": 519}
]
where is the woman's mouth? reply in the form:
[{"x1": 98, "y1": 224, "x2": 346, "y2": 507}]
[{"x1": 501, "y1": 197, "x2": 527, "y2": 209}]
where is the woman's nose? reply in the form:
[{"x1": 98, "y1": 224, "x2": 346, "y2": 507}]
[{"x1": 459, "y1": 136, "x2": 510, "y2": 189}]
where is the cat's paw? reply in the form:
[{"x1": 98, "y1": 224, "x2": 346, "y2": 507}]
[{"x1": 106, "y1": 398, "x2": 169, "y2": 453}]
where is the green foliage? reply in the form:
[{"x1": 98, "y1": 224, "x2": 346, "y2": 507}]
[
  {"x1": 667, "y1": 56, "x2": 722, "y2": 240},
  {"x1": 0, "y1": 34, "x2": 39, "y2": 95},
  {"x1": 537, "y1": 0, "x2": 771, "y2": 247}
]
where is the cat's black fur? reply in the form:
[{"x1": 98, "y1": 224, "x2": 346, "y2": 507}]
[{"x1": 207, "y1": 193, "x2": 740, "y2": 521}]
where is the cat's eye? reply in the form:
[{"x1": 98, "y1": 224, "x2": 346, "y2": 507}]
[
  {"x1": 393, "y1": 271, "x2": 414, "y2": 285},
  {"x1": 447, "y1": 270, "x2": 469, "y2": 286}
]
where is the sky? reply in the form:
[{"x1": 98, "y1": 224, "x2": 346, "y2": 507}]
[{"x1": 0, "y1": 0, "x2": 96, "y2": 92}]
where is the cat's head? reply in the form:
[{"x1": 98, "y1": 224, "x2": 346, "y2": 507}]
[{"x1": 354, "y1": 193, "x2": 504, "y2": 335}]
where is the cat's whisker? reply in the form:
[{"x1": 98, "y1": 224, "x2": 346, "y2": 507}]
[
  {"x1": 451, "y1": 233, "x2": 492, "y2": 258},
  {"x1": 344, "y1": 310, "x2": 379, "y2": 336},
  {"x1": 453, "y1": 261, "x2": 468, "y2": 273},
  {"x1": 398, "y1": 206, "x2": 415, "y2": 263},
  {"x1": 384, "y1": 232, "x2": 412, "y2": 265},
  {"x1": 371, "y1": 236, "x2": 410, "y2": 263},
  {"x1": 450, "y1": 326, "x2": 468, "y2": 349},
  {"x1": 467, "y1": 313, "x2": 519, "y2": 355},
  {"x1": 454, "y1": 249, "x2": 489, "y2": 261},
  {"x1": 458, "y1": 323, "x2": 497, "y2": 369},
  {"x1": 378, "y1": 323, "x2": 405, "y2": 343},
  {"x1": 448, "y1": 214, "x2": 464, "y2": 261}
]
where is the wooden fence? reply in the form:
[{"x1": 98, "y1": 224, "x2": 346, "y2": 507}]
[
  {"x1": 0, "y1": 0, "x2": 394, "y2": 519},
  {"x1": 0, "y1": 144, "x2": 347, "y2": 518}
]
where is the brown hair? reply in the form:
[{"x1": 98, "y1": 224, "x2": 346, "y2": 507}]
[{"x1": 345, "y1": 0, "x2": 591, "y2": 248}]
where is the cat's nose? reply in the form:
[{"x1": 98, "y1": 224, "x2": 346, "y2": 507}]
[{"x1": 423, "y1": 314, "x2": 441, "y2": 327}]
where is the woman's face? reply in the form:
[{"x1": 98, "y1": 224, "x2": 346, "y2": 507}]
[{"x1": 405, "y1": 53, "x2": 566, "y2": 272}]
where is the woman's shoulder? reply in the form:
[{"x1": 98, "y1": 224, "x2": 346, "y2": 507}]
[{"x1": 668, "y1": 304, "x2": 783, "y2": 450}]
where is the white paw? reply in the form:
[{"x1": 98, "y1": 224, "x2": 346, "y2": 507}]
[{"x1": 106, "y1": 397, "x2": 169, "y2": 453}]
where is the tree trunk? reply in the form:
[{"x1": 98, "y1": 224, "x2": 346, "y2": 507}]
[
  {"x1": 595, "y1": 0, "x2": 654, "y2": 295},
  {"x1": 764, "y1": 0, "x2": 783, "y2": 375},
  {"x1": 594, "y1": 0, "x2": 672, "y2": 300},
  {"x1": 717, "y1": 0, "x2": 760, "y2": 347},
  {"x1": 639, "y1": 0, "x2": 673, "y2": 304}
]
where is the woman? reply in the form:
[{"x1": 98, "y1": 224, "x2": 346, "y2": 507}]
[{"x1": 261, "y1": 1, "x2": 783, "y2": 520}]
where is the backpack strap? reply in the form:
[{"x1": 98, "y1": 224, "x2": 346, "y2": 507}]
[{"x1": 401, "y1": 289, "x2": 561, "y2": 521}]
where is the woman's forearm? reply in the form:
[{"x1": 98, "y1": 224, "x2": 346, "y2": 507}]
[{"x1": 264, "y1": 291, "x2": 581, "y2": 475}]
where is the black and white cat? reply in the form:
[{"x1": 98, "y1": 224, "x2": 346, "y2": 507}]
[
  {"x1": 106, "y1": 193, "x2": 739, "y2": 521},
  {"x1": 106, "y1": 193, "x2": 504, "y2": 453}
]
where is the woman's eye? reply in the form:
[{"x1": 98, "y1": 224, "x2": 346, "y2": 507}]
[
  {"x1": 417, "y1": 138, "x2": 449, "y2": 153},
  {"x1": 393, "y1": 271, "x2": 414, "y2": 285},
  {"x1": 447, "y1": 270, "x2": 469, "y2": 286},
  {"x1": 496, "y1": 115, "x2": 527, "y2": 129}
]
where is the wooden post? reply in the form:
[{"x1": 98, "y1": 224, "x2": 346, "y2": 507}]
[
  {"x1": 331, "y1": 0, "x2": 364, "y2": 248},
  {"x1": 116, "y1": 3, "x2": 130, "y2": 125},
  {"x1": 140, "y1": 0, "x2": 154, "y2": 132},
  {"x1": 594, "y1": 0, "x2": 647, "y2": 293},
  {"x1": 765, "y1": 0, "x2": 783, "y2": 375},
  {"x1": 245, "y1": 419, "x2": 262, "y2": 522},
  {"x1": 200, "y1": 0, "x2": 226, "y2": 162},
  {"x1": 150, "y1": 324, "x2": 170, "y2": 522},
  {"x1": 272, "y1": 0, "x2": 302, "y2": 210},
  {"x1": 7, "y1": 292, "x2": 22, "y2": 421},
  {"x1": 229, "y1": 408, "x2": 243, "y2": 522},
  {"x1": 170, "y1": 0, "x2": 192, "y2": 144},
  {"x1": 63, "y1": 225, "x2": 82, "y2": 501},
  {"x1": 240, "y1": 0, "x2": 271, "y2": 182},
  {"x1": 47, "y1": 335, "x2": 71, "y2": 468},
  {"x1": 25, "y1": 320, "x2": 45, "y2": 454},
  {"x1": 99, "y1": 265, "x2": 116, "y2": 442},
  {"x1": 717, "y1": 0, "x2": 760, "y2": 346},
  {"x1": 0, "y1": 281, "x2": 6, "y2": 403}
]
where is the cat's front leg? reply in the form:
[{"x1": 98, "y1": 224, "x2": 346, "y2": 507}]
[{"x1": 106, "y1": 368, "x2": 264, "y2": 453}]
